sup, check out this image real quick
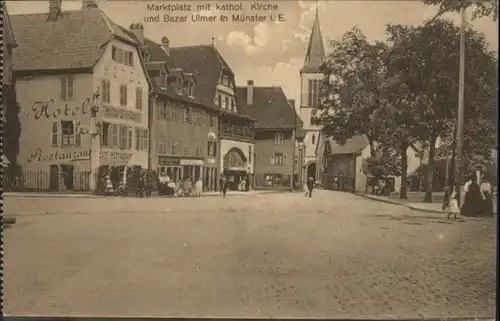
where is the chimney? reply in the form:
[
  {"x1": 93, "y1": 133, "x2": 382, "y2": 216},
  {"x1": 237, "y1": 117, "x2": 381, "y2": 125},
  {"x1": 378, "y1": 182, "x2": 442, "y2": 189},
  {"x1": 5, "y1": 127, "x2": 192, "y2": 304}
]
[
  {"x1": 129, "y1": 23, "x2": 144, "y2": 46},
  {"x1": 288, "y1": 99, "x2": 295, "y2": 109},
  {"x1": 247, "y1": 80, "x2": 254, "y2": 105},
  {"x1": 82, "y1": 0, "x2": 98, "y2": 9},
  {"x1": 48, "y1": 0, "x2": 62, "y2": 21},
  {"x1": 161, "y1": 36, "x2": 170, "y2": 57}
]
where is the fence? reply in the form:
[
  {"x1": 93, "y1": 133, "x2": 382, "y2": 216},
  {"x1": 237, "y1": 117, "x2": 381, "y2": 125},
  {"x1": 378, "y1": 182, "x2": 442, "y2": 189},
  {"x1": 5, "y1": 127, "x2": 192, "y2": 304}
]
[{"x1": 3, "y1": 169, "x2": 92, "y2": 192}]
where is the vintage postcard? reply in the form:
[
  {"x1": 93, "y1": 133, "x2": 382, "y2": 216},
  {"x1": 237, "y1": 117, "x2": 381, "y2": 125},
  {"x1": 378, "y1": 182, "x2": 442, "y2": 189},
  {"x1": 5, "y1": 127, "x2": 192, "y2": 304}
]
[{"x1": 1, "y1": 0, "x2": 497, "y2": 318}]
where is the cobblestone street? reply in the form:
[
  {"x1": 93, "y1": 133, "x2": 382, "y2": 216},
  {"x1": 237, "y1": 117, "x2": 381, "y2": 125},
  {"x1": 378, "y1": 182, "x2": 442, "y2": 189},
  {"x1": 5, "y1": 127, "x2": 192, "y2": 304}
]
[{"x1": 3, "y1": 190, "x2": 496, "y2": 318}]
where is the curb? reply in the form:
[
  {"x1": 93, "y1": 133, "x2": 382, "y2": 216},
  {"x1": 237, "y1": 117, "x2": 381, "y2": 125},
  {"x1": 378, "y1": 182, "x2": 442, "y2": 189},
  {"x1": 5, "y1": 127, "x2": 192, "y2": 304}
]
[
  {"x1": 407, "y1": 204, "x2": 444, "y2": 214},
  {"x1": 353, "y1": 193, "x2": 405, "y2": 206},
  {"x1": 354, "y1": 192, "x2": 444, "y2": 214},
  {"x1": 355, "y1": 193, "x2": 497, "y2": 218}
]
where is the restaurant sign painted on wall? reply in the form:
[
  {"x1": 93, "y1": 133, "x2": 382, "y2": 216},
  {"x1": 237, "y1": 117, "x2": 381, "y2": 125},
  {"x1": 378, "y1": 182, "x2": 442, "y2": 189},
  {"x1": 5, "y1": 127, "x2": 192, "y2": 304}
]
[
  {"x1": 99, "y1": 151, "x2": 134, "y2": 162},
  {"x1": 27, "y1": 148, "x2": 90, "y2": 162},
  {"x1": 103, "y1": 105, "x2": 142, "y2": 123}
]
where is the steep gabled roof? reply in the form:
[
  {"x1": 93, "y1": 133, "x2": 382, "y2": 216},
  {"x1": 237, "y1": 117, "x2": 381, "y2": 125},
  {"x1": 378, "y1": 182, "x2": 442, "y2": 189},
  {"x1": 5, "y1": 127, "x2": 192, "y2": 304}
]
[
  {"x1": 11, "y1": 8, "x2": 138, "y2": 72},
  {"x1": 2, "y1": 5, "x2": 17, "y2": 47},
  {"x1": 323, "y1": 135, "x2": 370, "y2": 155},
  {"x1": 301, "y1": 10, "x2": 326, "y2": 74},
  {"x1": 169, "y1": 45, "x2": 254, "y2": 121},
  {"x1": 236, "y1": 86, "x2": 303, "y2": 132},
  {"x1": 169, "y1": 45, "x2": 223, "y2": 107}
]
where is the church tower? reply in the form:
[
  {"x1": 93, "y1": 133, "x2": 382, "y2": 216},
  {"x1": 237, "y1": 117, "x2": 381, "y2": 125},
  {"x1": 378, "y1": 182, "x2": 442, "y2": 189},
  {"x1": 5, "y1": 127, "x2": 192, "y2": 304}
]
[{"x1": 299, "y1": 6, "x2": 326, "y2": 182}]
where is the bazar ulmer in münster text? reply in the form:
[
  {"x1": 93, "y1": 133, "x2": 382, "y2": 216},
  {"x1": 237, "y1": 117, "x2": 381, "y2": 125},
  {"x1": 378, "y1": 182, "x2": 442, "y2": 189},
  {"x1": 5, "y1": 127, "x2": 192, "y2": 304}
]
[
  {"x1": 157, "y1": 13, "x2": 285, "y2": 23},
  {"x1": 146, "y1": 3, "x2": 279, "y2": 12}
]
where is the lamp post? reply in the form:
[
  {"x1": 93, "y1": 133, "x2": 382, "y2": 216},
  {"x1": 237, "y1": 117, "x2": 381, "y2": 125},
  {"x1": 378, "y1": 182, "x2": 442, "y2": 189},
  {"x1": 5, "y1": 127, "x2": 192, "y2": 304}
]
[
  {"x1": 454, "y1": 7, "x2": 466, "y2": 206},
  {"x1": 290, "y1": 129, "x2": 296, "y2": 192},
  {"x1": 89, "y1": 89, "x2": 101, "y2": 192}
]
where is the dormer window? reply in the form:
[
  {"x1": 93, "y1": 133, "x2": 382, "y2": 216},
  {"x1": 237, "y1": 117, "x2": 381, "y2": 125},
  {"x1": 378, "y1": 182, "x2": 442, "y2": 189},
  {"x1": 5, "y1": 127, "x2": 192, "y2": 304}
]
[{"x1": 222, "y1": 74, "x2": 230, "y2": 87}]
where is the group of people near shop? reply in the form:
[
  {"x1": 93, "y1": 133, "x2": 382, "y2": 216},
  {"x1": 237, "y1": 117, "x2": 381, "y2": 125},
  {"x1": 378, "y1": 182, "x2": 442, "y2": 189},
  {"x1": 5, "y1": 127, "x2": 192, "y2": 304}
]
[
  {"x1": 218, "y1": 172, "x2": 252, "y2": 197},
  {"x1": 447, "y1": 172, "x2": 495, "y2": 219},
  {"x1": 157, "y1": 175, "x2": 203, "y2": 197}
]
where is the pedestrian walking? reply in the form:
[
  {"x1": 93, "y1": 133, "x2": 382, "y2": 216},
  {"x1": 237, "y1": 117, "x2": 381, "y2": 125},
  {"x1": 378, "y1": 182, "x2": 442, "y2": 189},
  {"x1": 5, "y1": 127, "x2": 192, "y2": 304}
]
[
  {"x1": 306, "y1": 176, "x2": 314, "y2": 198},
  {"x1": 219, "y1": 174, "x2": 226, "y2": 194}
]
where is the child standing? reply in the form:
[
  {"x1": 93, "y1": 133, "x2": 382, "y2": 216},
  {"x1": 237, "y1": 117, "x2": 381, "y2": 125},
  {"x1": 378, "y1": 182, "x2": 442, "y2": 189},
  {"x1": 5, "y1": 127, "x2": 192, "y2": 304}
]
[{"x1": 448, "y1": 187, "x2": 460, "y2": 220}]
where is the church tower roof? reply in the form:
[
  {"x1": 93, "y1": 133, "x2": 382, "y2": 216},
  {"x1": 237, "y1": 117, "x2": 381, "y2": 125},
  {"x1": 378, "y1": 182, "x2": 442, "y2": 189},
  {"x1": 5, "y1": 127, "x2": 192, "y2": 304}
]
[{"x1": 300, "y1": 8, "x2": 326, "y2": 74}]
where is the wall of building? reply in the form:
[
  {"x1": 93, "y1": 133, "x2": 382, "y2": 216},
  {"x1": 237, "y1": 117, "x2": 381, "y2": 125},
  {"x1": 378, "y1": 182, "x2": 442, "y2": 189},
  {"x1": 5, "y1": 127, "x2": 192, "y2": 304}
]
[
  {"x1": 254, "y1": 129, "x2": 295, "y2": 185},
  {"x1": 300, "y1": 72, "x2": 323, "y2": 130},
  {"x1": 16, "y1": 73, "x2": 94, "y2": 171},
  {"x1": 354, "y1": 145, "x2": 372, "y2": 192},
  {"x1": 220, "y1": 139, "x2": 254, "y2": 174},
  {"x1": 93, "y1": 38, "x2": 150, "y2": 169},
  {"x1": 151, "y1": 97, "x2": 219, "y2": 169},
  {"x1": 299, "y1": 72, "x2": 323, "y2": 165}
]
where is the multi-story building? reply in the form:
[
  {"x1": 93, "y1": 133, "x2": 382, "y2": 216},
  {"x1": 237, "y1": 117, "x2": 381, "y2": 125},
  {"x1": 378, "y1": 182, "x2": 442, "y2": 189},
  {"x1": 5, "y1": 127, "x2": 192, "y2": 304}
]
[
  {"x1": 2, "y1": 3, "x2": 18, "y2": 167},
  {"x1": 236, "y1": 81, "x2": 304, "y2": 188},
  {"x1": 169, "y1": 44, "x2": 256, "y2": 190},
  {"x1": 298, "y1": 10, "x2": 326, "y2": 183},
  {"x1": 11, "y1": 0, "x2": 149, "y2": 191},
  {"x1": 124, "y1": 23, "x2": 221, "y2": 191}
]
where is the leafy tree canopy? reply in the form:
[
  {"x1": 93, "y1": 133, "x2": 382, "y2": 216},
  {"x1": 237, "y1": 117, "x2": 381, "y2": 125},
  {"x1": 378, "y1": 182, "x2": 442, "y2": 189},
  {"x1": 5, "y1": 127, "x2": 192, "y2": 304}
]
[
  {"x1": 423, "y1": 0, "x2": 498, "y2": 21},
  {"x1": 316, "y1": 27, "x2": 388, "y2": 154}
]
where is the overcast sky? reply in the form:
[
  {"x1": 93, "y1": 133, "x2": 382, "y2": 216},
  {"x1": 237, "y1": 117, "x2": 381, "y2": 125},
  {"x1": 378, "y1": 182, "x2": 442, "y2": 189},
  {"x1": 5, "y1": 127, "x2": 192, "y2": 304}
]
[{"x1": 7, "y1": 0, "x2": 498, "y2": 105}]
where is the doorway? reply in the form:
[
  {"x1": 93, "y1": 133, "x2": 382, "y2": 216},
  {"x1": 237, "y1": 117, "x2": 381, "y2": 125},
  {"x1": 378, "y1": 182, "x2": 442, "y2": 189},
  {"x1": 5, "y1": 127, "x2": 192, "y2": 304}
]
[
  {"x1": 49, "y1": 165, "x2": 59, "y2": 191},
  {"x1": 306, "y1": 162, "x2": 316, "y2": 181}
]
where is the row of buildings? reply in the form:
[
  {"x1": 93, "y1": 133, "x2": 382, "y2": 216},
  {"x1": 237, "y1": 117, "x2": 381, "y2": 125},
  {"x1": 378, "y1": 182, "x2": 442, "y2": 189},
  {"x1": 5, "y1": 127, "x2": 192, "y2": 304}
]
[{"x1": 3, "y1": 0, "x2": 326, "y2": 192}]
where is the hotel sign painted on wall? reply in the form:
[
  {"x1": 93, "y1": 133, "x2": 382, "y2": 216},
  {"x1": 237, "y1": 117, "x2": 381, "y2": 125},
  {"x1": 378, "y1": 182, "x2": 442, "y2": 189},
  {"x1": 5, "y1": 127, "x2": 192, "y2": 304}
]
[
  {"x1": 26, "y1": 99, "x2": 91, "y2": 120},
  {"x1": 103, "y1": 105, "x2": 142, "y2": 123}
]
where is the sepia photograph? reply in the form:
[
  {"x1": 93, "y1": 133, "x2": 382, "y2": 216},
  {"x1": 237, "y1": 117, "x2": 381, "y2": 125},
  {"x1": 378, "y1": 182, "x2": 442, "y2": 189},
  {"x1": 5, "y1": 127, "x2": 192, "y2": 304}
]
[{"x1": 1, "y1": 0, "x2": 498, "y2": 318}]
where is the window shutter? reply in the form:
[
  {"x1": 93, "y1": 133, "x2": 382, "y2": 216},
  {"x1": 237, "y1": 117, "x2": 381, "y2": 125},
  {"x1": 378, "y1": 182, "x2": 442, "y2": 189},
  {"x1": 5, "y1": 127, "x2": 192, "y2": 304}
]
[
  {"x1": 112, "y1": 124, "x2": 118, "y2": 147},
  {"x1": 52, "y1": 121, "x2": 59, "y2": 146},
  {"x1": 61, "y1": 77, "x2": 67, "y2": 100},
  {"x1": 68, "y1": 77, "x2": 74, "y2": 99},
  {"x1": 270, "y1": 153, "x2": 275, "y2": 165},
  {"x1": 135, "y1": 128, "x2": 141, "y2": 150},
  {"x1": 74, "y1": 121, "x2": 81, "y2": 147},
  {"x1": 283, "y1": 153, "x2": 287, "y2": 165},
  {"x1": 128, "y1": 126, "x2": 133, "y2": 149}
]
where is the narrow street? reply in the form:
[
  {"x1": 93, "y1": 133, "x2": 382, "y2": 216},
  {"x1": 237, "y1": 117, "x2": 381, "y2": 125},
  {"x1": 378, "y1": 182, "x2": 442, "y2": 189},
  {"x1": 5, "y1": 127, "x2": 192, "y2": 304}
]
[{"x1": 3, "y1": 191, "x2": 496, "y2": 318}]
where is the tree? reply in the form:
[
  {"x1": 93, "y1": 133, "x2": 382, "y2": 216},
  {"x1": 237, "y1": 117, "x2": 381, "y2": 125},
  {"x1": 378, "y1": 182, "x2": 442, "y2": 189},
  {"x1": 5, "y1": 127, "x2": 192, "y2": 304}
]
[
  {"x1": 423, "y1": 0, "x2": 498, "y2": 21},
  {"x1": 375, "y1": 24, "x2": 431, "y2": 200},
  {"x1": 381, "y1": 20, "x2": 497, "y2": 202},
  {"x1": 361, "y1": 146, "x2": 402, "y2": 193},
  {"x1": 316, "y1": 27, "x2": 388, "y2": 157}
]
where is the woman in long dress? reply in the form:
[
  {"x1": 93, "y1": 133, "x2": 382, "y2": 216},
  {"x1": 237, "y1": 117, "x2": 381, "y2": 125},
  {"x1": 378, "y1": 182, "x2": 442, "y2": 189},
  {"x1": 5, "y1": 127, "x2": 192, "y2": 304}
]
[
  {"x1": 195, "y1": 177, "x2": 203, "y2": 197},
  {"x1": 461, "y1": 177, "x2": 483, "y2": 217}
]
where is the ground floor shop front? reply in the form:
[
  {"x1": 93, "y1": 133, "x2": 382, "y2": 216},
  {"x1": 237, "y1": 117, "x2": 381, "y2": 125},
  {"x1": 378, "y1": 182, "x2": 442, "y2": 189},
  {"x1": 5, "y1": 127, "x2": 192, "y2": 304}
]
[
  {"x1": 157, "y1": 156, "x2": 219, "y2": 192},
  {"x1": 6, "y1": 148, "x2": 148, "y2": 192}
]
